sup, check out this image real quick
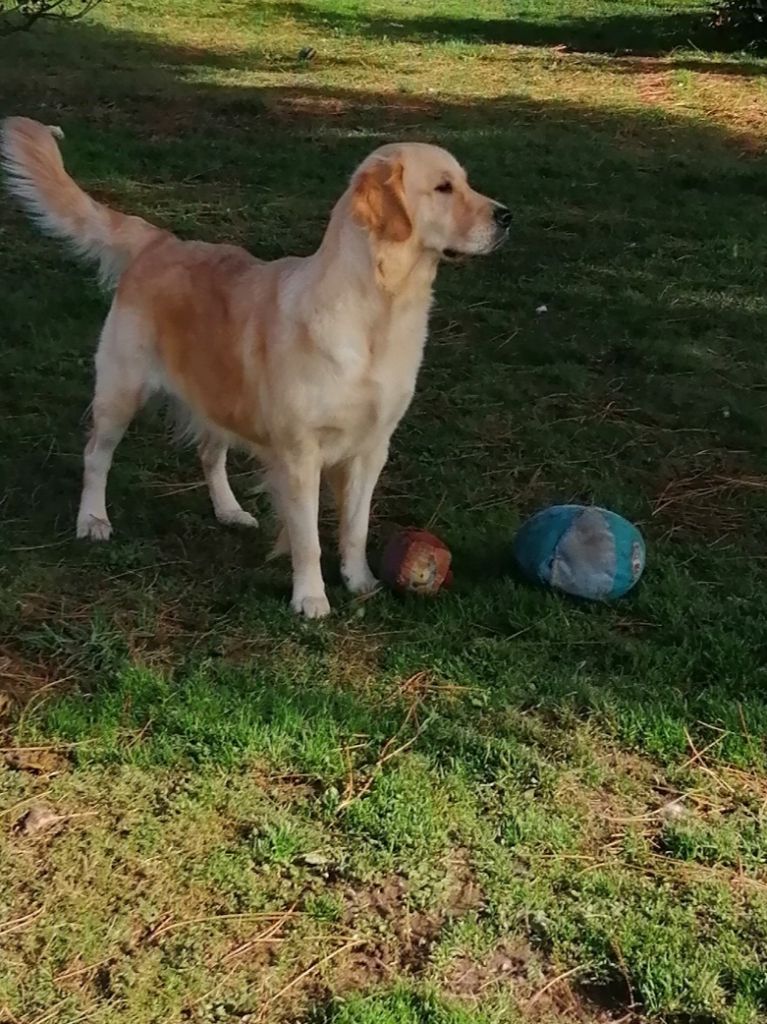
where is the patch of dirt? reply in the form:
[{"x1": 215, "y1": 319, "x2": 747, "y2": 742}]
[
  {"x1": 337, "y1": 851, "x2": 484, "y2": 985},
  {"x1": 341, "y1": 875, "x2": 443, "y2": 974},
  {"x1": 14, "y1": 802, "x2": 61, "y2": 837},
  {"x1": 627, "y1": 56, "x2": 767, "y2": 155},
  {"x1": 635, "y1": 68, "x2": 675, "y2": 109},
  {"x1": 325, "y1": 634, "x2": 383, "y2": 692},
  {"x1": 266, "y1": 91, "x2": 438, "y2": 122},
  {"x1": 443, "y1": 848, "x2": 485, "y2": 918},
  {"x1": 115, "y1": 601, "x2": 196, "y2": 669},
  {"x1": 15, "y1": 590, "x2": 91, "y2": 623},
  {"x1": 589, "y1": 747, "x2": 666, "y2": 804},
  {"x1": 0, "y1": 645, "x2": 68, "y2": 710},
  {"x1": 694, "y1": 71, "x2": 767, "y2": 155},
  {"x1": 442, "y1": 939, "x2": 638, "y2": 1022},
  {"x1": 331, "y1": 946, "x2": 394, "y2": 994},
  {"x1": 4, "y1": 747, "x2": 69, "y2": 776},
  {"x1": 443, "y1": 939, "x2": 533, "y2": 998},
  {"x1": 253, "y1": 767, "x2": 323, "y2": 805}
]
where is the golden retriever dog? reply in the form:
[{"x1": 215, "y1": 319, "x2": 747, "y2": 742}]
[{"x1": 2, "y1": 117, "x2": 509, "y2": 617}]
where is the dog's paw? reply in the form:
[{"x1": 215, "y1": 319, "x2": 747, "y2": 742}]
[
  {"x1": 342, "y1": 563, "x2": 379, "y2": 596},
  {"x1": 77, "y1": 514, "x2": 113, "y2": 541},
  {"x1": 291, "y1": 592, "x2": 331, "y2": 619},
  {"x1": 216, "y1": 507, "x2": 259, "y2": 529}
]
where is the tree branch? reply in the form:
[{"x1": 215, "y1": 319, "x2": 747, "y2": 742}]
[{"x1": 0, "y1": 0, "x2": 103, "y2": 37}]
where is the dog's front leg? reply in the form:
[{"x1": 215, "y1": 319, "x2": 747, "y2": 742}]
[
  {"x1": 270, "y1": 450, "x2": 329, "y2": 618},
  {"x1": 329, "y1": 441, "x2": 389, "y2": 596}
]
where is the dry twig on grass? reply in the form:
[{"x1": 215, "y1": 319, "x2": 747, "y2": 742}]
[{"x1": 336, "y1": 701, "x2": 433, "y2": 814}]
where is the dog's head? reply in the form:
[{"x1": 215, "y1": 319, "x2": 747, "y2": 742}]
[{"x1": 351, "y1": 142, "x2": 510, "y2": 261}]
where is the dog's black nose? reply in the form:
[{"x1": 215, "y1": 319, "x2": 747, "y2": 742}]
[{"x1": 494, "y1": 204, "x2": 512, "y2": 229}]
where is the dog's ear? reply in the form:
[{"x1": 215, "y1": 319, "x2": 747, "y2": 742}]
[{"x1": 351, "y1": 157, "x2": 411, "y2": 243}]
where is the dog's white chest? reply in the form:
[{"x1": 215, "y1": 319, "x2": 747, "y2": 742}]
[{"x1": 311, "y1": 305, "x2": 428, "y2": 460}]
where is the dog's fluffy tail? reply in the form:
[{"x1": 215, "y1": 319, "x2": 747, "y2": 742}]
[{"x1": 1, "y1": 117, "x2": 161, "y2": 287}]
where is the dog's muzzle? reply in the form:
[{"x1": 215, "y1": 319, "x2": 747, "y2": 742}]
[{"x1": 493, "y1": 204, "x2": 512, "y2": 230}]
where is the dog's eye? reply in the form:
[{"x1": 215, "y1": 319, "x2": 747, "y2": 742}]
[{"x1": 435, "y1": 181, "x2": 453, "y2": 194}]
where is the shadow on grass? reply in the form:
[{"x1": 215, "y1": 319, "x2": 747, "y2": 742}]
[
  {"x1": 280, "y1": 0, "x2": 745, "y2": 57},
  {"x1": 2, "y1": 16, "x2": 767, "y2": 772}
]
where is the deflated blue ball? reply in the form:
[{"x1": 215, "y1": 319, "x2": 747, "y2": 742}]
[{"x1": 513, "y1": 505, "x2": 645, "y2": 600}]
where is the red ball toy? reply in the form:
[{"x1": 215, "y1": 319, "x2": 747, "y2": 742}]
[{"x1": 379, "y1": 528, "x2": 453, "y2": 596}]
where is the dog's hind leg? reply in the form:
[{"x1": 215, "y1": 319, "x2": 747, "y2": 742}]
[
  {"x1": 198, "y1": 433, "x2": 258, "y2": 529},
  {"x1": 260, "y1": 477, "x2": 290, "y2": 561},
  {"x1": 77, "y1": 307, "x2": 152, "y2": 541}
]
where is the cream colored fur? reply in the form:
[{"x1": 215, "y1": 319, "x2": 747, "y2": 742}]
[{"x1": 2, "y1": 117, "x2": 508, "y2": 617}]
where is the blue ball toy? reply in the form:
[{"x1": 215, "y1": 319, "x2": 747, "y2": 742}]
[{"x1": 513, "y1": 505, "x2": 645, "y2": 601}]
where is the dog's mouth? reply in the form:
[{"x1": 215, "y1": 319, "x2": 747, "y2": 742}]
[
  {"x1": 442, "y1": 227, "x2": 507, "y2": 262},
  {"x1": 442, "y1": 231, "x2": 508, "y2": 263}
]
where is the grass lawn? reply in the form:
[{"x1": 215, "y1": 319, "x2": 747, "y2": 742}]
[{"x1": 3, "y1": 1, "x2": 767, "y2": 1021}]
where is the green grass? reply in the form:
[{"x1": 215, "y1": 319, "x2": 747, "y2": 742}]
[{"x1": 2, "y1": 1, "x2": 767, "y2": 1022}]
